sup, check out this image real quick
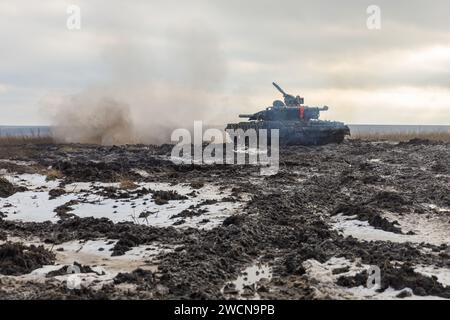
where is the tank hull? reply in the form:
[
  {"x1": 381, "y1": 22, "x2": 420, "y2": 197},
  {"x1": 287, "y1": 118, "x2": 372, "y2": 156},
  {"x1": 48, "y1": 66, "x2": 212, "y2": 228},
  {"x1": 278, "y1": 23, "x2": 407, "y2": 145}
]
[{"x1": 225, "y1": 120, "x2": 350, "y2": 146}]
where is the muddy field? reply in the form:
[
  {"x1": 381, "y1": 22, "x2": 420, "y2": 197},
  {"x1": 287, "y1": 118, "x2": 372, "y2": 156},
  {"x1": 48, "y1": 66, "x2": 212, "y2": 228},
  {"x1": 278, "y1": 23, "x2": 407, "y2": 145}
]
[{"x1": 0, "y1": 139, "x2": 449, "y2": 299}]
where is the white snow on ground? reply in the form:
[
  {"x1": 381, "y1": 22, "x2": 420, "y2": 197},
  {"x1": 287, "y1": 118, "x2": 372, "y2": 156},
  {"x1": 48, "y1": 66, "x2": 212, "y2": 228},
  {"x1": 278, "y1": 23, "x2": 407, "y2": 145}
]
[
  {"x1": 0, "y1": 238, "x2": 175, "y2": 290},
  {"x1": 132, "y1": 169, "x2": 150, "y2": 178},
  {"x1": 1, "y1": 191, "x2": 79, "y2": 223},
  {"x1": 303, "y1": 257, "x2": 447, "y2": 300},
  {"x1": 0, "y1": 173, "x2": 248, "y2": 291},
  {"x1": 426, "y1": 204, "x2": 450, "y2": 213},
  {"x1": 67, "y1": 182, "x2": 240, "y2": 229},
  {"x1": 0, "y1": 174, "x2": 247, "y2": 229},
  {"x1": 331, "y1": 213, "x2": 450, "y2": 246},
  {"x1": 4, "y1": 173, "x2": 60, "y2": 190},
  {"x1": 53, "y1": 239, "x2": 174, "y2": 269},
  {"x1": 415, "y1": 266, "x2": 450, "y2": 287},
  {"x1": 342, "y1": 287, "x2": 445, "y2": 300}
]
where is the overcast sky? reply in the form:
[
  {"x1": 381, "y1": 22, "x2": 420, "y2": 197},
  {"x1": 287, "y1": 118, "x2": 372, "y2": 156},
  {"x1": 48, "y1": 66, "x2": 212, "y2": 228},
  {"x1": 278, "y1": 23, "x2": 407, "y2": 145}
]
[{"x1": 1, "y1": 0, "x2": 450, "y2": 125}]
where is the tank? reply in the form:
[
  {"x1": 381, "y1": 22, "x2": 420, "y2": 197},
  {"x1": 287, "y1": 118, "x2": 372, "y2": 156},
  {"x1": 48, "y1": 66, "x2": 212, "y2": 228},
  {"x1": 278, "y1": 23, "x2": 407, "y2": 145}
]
[{"x1": 225, "y1": 82, "x2": 350, "y2": 145}]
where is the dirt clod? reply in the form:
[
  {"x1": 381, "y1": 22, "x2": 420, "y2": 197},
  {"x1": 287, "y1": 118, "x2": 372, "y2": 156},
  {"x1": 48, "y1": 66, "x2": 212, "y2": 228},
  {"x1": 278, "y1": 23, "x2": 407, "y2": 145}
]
[{"x1": 0, "y1": 242, "x2": 55, "y2": 276}]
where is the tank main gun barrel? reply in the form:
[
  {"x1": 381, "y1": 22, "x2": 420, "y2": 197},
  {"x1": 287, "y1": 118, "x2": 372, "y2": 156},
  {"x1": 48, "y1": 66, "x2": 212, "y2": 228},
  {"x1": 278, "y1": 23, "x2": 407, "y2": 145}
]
[
  {"x1": 272, "y1": 82, "x2": 287, "y2": 96},
  {"x1": 239, "y1": 114, "x2": 254, "y2": 118}
]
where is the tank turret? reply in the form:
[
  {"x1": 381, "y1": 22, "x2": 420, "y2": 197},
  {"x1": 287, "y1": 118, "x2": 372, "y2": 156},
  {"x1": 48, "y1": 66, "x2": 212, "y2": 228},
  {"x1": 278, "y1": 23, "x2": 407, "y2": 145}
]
[
  {"x1": 272, "y1": 82, "x2": 304, "y2": 106},
  {"x1": 239, "y1": 83, "x2": 329, "y2": 121},
  {"x1": 239, "y1": 106, "x2": 329, "y2": 121}
]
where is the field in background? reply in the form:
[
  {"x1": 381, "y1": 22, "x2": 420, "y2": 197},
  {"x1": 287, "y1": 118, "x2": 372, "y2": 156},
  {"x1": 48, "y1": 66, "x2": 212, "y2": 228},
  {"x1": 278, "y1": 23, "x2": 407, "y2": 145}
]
[
  {"x1": 350, "y1": 131, "x2": 450, "y2": 142},
  {"x1": 1, "y1": 125, "x2": 450, "y2": 144},
  {"x1": 1, "y1": 133, "x2": 450, "y2": 145},
  {"x1": 0, "y1": 135, "x2": 54, "y2": 145}
]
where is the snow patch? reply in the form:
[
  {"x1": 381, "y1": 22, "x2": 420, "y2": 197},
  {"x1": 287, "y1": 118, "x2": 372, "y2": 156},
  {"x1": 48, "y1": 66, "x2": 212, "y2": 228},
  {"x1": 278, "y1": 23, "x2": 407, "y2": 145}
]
[
  {"x1": 0, "y1": 174, "x2": 247, "y2": 230},
  {"x1": 331, "y1": 213, "x2": 450, "y2": 246},
  {"x1": 303, "y1": 257, "x2": 446, "y2": 300}
]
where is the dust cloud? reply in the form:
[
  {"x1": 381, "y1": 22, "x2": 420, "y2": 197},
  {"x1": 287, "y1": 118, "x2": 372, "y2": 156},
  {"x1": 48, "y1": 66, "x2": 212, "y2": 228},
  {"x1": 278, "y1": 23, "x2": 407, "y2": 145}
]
[
  {"x1": 45, "y1": 25, "x2": 227, "y2": 145},
  {"x1": 50, "y1": 93, "x2": 134, "y2": 145}
]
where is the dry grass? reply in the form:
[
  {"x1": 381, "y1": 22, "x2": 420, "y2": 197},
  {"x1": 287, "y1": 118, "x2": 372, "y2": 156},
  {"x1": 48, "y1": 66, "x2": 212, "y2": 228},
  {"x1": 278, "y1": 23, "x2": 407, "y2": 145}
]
[
  {"x1": 119, "y1": 178, "x2": 139, "y2": 190},
  {"x1": 351, "y1": 131, "x2": 450, "y2": 142},
  {"x1": 0, "y1": 135, "x2": 54, "y2": 145},
  {"x1": 46, "y1": 169, "x2": 63, "y2": 181}
]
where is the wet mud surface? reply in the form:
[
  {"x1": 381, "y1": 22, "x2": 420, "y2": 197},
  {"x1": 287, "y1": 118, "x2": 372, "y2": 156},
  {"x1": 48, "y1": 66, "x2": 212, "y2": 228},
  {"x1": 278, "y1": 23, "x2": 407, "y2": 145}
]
[{"x1": 0, "y1": 139, "x2": 449, "y2": 299}]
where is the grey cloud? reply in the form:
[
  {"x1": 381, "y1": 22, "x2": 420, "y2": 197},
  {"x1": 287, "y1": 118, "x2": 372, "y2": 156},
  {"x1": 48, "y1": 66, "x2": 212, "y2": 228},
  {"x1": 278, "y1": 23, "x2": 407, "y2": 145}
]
[{"x1": 1, "y1": 0, "x2": 450, "y2": 126}]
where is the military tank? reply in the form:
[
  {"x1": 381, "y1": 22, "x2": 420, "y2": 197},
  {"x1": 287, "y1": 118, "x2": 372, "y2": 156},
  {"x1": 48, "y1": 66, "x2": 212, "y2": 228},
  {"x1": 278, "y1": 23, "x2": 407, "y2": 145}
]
[{"x1": 225, "y1": 82, "x2": 350, "y2": 145}]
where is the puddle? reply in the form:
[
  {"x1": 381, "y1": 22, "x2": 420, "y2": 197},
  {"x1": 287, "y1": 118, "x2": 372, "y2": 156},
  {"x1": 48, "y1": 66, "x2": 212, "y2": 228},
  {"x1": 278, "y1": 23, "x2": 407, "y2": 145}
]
[{"x1": 222, "y1": 263, "x2": 272, "y2": 298}]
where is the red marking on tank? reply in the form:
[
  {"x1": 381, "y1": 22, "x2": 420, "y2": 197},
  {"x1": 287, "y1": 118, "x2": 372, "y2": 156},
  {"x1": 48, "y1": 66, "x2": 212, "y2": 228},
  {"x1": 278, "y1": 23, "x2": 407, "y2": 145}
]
[{"x1": 299, "y1": 106, "x2": 305, "y2": 119}]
